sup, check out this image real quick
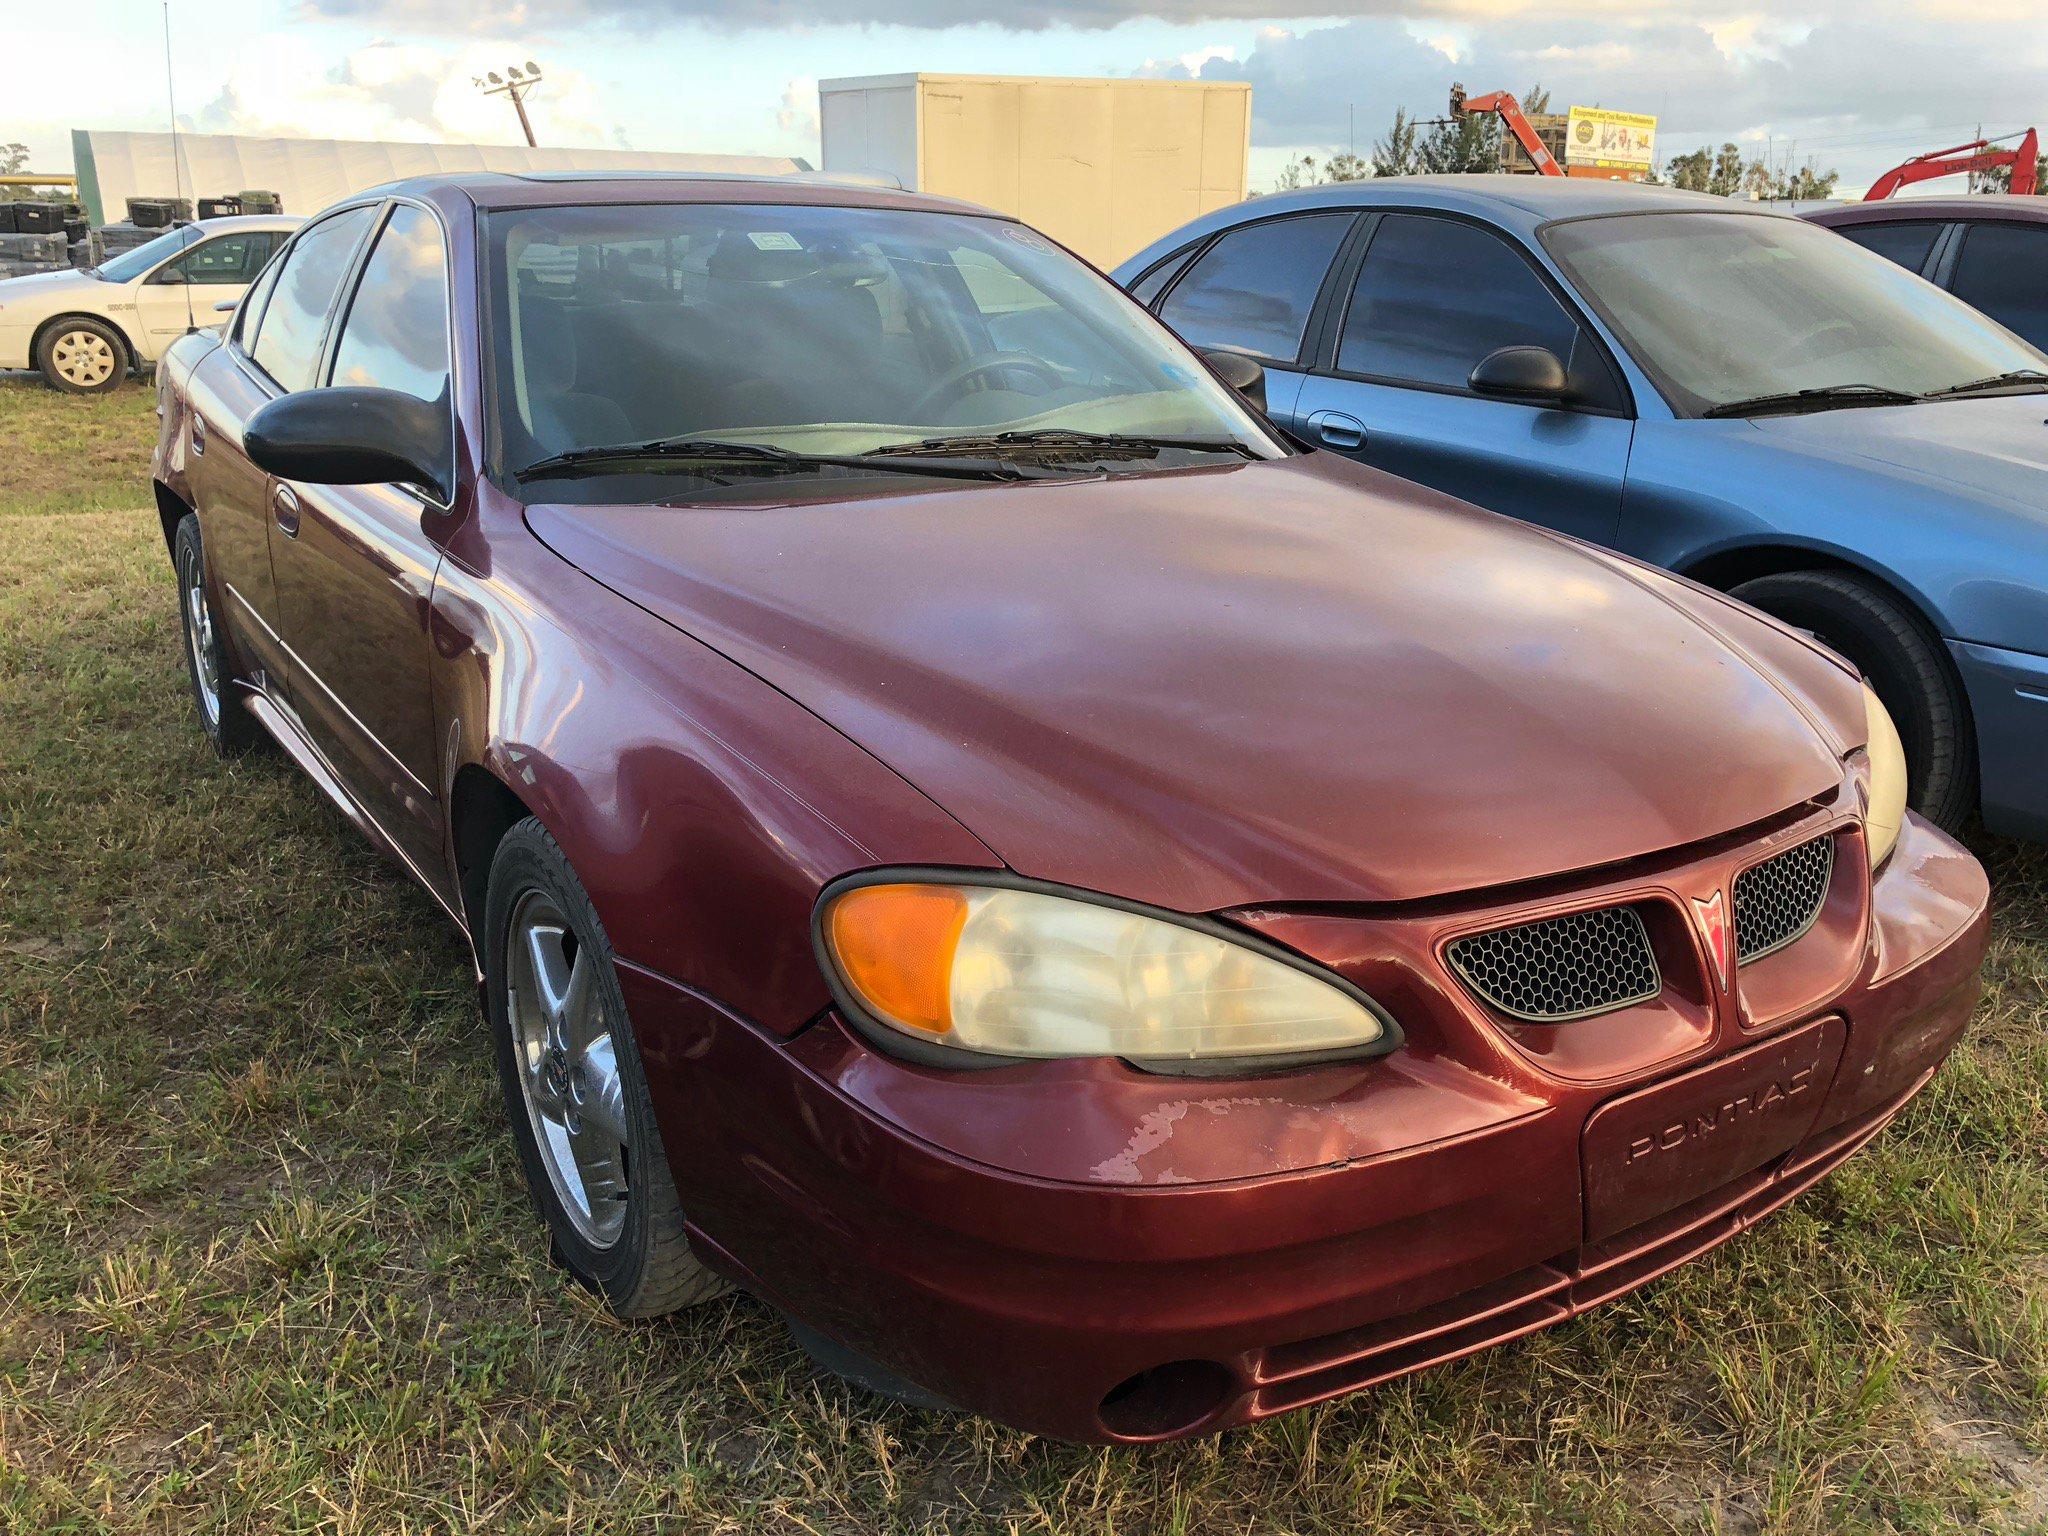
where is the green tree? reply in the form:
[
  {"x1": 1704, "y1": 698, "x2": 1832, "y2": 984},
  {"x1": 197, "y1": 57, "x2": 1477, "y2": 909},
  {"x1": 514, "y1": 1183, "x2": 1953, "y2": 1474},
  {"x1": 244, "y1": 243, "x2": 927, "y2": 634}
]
[
  {"x1": 1371, "y1": 109, "x2": 1423, "y2": 177},
  {"x1": 1978, "y1": 154, "x2": 2047, "y2": 194},
  {"x1": 1661, "y1": 142, "x2": 1836, "y2": 201},
  {"x1": 0, "y1": 143, "x2": 29, "y2": 176}
]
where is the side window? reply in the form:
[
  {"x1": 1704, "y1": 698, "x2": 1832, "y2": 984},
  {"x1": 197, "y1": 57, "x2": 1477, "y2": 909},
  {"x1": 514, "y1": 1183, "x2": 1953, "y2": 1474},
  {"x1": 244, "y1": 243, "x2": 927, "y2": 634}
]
[
  {"x1": 1128, "y1": 242, "x2": 1202, "y2": 307},
  {"x1": 1157, "y1": 213, "x2": 1353, "y2": 364},
  {"x1": 1836, "y1": 221, "x2": 1944, "y2": 275},
  {"x1": 250, "y1": 206, "x2": 375, "y2": 392},
  {"x1": 1337, "y1": 215, "x2": 1581, "y2": 392},
  {"x1": 1947, "y1": 224, "x2": 2048, "y2": 350},
  {"x1": 233, "y1": 245, "x2": 286, "y2": 350},
  {"x1": 151, "y1": 231, "x2": 275, "y2": 286},
  {"x1": 328, "y1": 206, "x2": 451, "y2": 403}
]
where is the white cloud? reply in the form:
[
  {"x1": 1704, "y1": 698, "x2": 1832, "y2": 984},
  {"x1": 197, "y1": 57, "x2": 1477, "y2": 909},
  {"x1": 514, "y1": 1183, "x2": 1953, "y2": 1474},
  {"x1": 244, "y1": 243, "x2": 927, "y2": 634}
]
[
  {"x1": 190, "y1": 37, "x2": 617, "y2": 147},
  {"x1": 776, "y1": 76, "x2": 821, "y2": 138}
]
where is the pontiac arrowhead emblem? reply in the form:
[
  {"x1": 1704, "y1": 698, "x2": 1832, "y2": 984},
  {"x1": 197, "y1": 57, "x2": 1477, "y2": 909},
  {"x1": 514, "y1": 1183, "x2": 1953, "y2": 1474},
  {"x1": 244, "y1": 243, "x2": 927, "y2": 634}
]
[{"x1": 1692, "y1": 889, "x2": 1733, "y2": 990}]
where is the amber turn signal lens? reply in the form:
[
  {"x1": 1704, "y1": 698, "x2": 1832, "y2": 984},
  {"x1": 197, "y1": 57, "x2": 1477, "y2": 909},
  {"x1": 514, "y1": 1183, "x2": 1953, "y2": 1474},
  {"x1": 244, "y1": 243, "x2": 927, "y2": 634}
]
[{"x1": 826, "y1": 883, "x2": 969, "y2": 1036}]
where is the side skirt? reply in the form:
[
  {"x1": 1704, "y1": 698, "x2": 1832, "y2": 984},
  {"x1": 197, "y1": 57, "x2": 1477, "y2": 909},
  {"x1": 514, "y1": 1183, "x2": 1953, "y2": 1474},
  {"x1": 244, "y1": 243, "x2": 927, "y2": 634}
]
[{"x1": 239, "y1": 684, "x2": 472, "y2": 948}]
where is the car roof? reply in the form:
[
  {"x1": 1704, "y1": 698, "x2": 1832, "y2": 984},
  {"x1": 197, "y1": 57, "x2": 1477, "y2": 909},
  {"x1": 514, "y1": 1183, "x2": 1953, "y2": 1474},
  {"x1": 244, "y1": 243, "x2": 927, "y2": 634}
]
[
  {"x1": 354, "y1": 169, "x2": 1001, "y2": 220},
  {"x1": 1806, "y1": 195, "x2": 2048, "y2": 227},
  {"x1": 1226, "y1": 174, "x2": 1772, "y2": 225},
  {"x1": 177, "y1": 214, "x2": 305, "y2": 233}
]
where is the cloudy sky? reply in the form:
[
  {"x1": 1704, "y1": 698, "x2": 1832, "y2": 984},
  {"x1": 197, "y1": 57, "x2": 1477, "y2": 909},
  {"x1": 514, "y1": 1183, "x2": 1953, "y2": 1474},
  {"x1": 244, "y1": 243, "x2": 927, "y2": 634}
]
[{"x1": 9, "y1": 1, "x2": 2044, "y2": 195}]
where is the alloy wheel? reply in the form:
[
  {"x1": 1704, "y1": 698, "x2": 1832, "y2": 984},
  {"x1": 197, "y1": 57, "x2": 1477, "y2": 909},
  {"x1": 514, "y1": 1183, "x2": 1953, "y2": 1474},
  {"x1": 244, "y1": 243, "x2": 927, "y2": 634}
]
[
  {"x1": 178, "y1": 540, "x2": 222, "y2": 728},
  {"x1": 51, "y1": 329, "x2": 117, "y2": 389},
  {"x1": 506, "y1": 889, "x2": 631, "y2": 1247}
]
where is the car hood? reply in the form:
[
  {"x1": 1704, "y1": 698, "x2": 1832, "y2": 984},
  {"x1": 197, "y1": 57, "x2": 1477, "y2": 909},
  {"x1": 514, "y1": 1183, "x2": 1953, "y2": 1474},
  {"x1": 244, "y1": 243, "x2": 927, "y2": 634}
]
[
  {"x1": 0, "y1": 268, "x2": 98, "y2": 306},
  {"x1": 1750, "y1": 394, "x2": 2048, "y2": 519},
  {"x1": 528, "y1": 454, "x2": 1856, "y2": 912}
]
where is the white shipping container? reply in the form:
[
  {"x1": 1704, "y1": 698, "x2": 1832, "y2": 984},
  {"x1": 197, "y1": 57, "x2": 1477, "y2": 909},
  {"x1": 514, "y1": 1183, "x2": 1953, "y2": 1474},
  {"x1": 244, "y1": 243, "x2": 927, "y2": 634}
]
[{"x1": 819, "y1": 73, "x2": 1250, "y2": 269}]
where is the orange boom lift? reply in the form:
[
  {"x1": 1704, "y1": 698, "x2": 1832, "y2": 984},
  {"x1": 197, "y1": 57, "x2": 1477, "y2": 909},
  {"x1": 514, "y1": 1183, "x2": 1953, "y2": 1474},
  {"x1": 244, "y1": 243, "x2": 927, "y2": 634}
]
[
  {"x1": 1864, "y1": 129, "x2": 2039, "y2": 200},
  {"x1": 1448, "y1": 84, "x2": 1565, "y2": 176}
]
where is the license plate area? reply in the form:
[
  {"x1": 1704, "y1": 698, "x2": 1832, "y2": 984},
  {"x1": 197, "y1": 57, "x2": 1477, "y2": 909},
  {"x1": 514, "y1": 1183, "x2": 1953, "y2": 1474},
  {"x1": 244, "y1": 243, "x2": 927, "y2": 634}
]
[{"x1": 1581, "y1": 1017, "x2": 1846, "y2": 1243}]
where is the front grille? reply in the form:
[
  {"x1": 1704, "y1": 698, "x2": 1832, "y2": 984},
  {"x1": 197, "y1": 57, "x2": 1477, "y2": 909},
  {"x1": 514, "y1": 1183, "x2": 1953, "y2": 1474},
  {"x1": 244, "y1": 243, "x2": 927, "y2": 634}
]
[
  {"x1": 1447, "y1": 906, "x2": 1661, "y2": 1022},
  {"x1": 1734, "y1": 834, "x2": 1835, "y2": 963}
]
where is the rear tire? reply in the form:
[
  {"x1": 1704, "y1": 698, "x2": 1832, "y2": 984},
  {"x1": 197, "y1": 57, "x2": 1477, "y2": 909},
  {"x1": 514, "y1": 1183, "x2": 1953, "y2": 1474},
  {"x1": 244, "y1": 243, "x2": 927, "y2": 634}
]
[
  {"x1": 484, "y1": 819, "x2": 729, "y2": 1318},
  {"x1": 173, "y1": 514, "x2": 263, "y2": 756},
  {"x1": 35, "y1": 315, "x2": 128, "y2": 394},
  {"x1": 1729, "y1": 569, "x2": 1975, "y2": 831}
]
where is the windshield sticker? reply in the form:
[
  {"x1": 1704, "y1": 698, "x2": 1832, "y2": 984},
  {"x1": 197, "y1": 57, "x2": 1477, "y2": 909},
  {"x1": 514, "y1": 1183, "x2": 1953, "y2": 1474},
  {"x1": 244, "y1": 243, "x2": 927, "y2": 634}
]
[{"x1": 747, "y1": 231, "x2": 803, "y2": 251}]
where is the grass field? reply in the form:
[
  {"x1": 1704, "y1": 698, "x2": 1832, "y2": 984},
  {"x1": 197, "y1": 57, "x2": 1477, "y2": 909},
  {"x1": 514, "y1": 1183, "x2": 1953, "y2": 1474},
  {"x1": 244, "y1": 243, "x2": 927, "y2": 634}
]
[{"x1": 1, "y1": 373, "x2": 2045, "y2": 1534}]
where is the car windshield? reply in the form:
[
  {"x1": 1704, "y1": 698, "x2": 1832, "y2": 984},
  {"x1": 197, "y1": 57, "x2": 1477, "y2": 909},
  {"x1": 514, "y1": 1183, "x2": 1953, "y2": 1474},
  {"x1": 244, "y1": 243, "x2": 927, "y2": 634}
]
[
  {"x1": 484, "y1": 201, "x2": 1281, "y2": 494},
  {"x1": 1543, "y1": 211, "x2": 2046, "y2": 415},
  {"x1": 94, "y1": 225, "x2": 205, "y2": 283}
]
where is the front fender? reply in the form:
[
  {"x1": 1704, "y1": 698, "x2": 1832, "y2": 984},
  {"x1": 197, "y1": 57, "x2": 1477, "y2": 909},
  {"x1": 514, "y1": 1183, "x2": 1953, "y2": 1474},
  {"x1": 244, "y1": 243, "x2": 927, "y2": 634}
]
[
  {"x1": 1622, "y1": 419, "x2": 2048, "y2": 653},
  {"x1": 427, "y1": 496, "x2": 1000, "y2": 1033}
]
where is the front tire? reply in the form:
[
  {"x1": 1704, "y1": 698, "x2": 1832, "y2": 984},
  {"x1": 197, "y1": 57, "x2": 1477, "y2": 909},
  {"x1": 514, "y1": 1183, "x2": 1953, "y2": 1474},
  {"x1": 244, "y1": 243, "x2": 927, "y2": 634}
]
[
  {"x1": 484, "y1": 820, "x2": 728, "y2": 1317},
  {"x1": 1729, "y1": 569, "x2": 1975, "y2": 831},
  {"x1": 173, "y1": 514, "x2": 263, "y2": 755},
  {"x1": 36, "y1": 315, "x2": 129, "y2": 394}
]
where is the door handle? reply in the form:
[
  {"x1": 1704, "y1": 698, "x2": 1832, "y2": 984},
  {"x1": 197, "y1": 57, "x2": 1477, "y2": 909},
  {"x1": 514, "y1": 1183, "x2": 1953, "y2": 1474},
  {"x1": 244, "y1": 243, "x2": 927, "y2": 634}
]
[
  {"x1": 1307, "y1": 410, "x2": 1367, "y2": 450},
  {"x1": 188, "y1": 414, "x2": 207, "y2": 456},
  {"x1": 272, "y1": 484, "x2": 302, "y2": 538}
]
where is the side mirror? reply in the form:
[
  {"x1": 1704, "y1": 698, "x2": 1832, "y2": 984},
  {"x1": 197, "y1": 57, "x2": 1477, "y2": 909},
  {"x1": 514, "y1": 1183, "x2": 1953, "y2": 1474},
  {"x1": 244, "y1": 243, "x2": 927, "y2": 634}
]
[
  {"x1": 1468, "y1": 345, "x2": 1571, "y2": 403},
  {"x1": 246, "y1": 386, "x2": 453, "y2": 504},
  {"x1": 1201, "y1": 348, "x2": 1267, "y2": 414},
  {"x1": 150, "y1": 267, "x2": 188, "y2": 286}
]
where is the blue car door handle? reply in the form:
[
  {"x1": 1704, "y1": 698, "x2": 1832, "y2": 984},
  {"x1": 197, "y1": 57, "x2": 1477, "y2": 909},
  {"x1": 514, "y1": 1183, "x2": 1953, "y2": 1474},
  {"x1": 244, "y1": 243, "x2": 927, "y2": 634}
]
[{"x1": 1307, "y1": 410, "x2": 1366, "y2": 450}]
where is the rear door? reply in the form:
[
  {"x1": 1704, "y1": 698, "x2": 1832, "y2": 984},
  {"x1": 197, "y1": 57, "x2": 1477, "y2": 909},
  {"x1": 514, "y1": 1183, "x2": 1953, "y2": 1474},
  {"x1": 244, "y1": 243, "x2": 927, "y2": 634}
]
[
  {"x1": 1150, "y1": 210, "x2": 1361, "y2": 426},
  {"x1": 1939, "y1": 221, "x2": 2048, "y2": 351},
  {"x1": 268, "y1": 200, "x2": 454, "y2": 883},
  {"x1": 1290, "y1": 212, "x2": 1634, "y2": 546}
]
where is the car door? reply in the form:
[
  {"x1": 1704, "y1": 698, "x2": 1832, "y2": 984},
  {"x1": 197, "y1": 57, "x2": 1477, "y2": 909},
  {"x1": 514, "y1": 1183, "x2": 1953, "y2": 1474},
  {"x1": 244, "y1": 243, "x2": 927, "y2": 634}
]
[
  {"x1": 267, "y1": 200, "x2": 453, "y2": 881},
  {"x1": 1290, "y1": 212, "x2": 1633, "y2": 547},
  {"x1": 1151, "y1": 210, "x2": 1361, "y2": 425},
  {"x1": 222, "y1": 206, "x2": 379, "y2": 694},
  {"x1": 131, "y1": 230, "x2": 283, "y2": 357},
  {"x1": 1939, "y1": 221, "x2": 2048, "y2": 351}
]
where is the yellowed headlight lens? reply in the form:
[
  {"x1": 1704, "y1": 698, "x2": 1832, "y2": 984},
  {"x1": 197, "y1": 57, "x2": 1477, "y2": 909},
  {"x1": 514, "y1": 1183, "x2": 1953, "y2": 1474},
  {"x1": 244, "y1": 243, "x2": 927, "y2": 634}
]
[
  {"x1": 1859, "y1": 684, "x2": 1908, "y2": 870},
  {"x1": 822, "y1": 882, "x2": 1390, "y2": 1063}
]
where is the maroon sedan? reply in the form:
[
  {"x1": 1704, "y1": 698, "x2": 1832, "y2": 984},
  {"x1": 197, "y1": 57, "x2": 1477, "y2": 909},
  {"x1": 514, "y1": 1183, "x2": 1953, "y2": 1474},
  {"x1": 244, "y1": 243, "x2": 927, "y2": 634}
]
[{"x1": 151, "y1": 172, "x2": 1989, "y2": 1443}]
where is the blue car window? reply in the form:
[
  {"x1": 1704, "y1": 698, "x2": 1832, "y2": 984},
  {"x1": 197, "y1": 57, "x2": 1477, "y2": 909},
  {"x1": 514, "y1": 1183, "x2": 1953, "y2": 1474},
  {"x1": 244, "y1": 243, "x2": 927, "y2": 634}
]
[
  {"x1": 1128, "y1": 243, "x2": 1202, "y2": 307},
  {"x1": 1157, "y1": 214, "x2": 1352, "y2": 365},
  {"x1": 1337, "y1": 215, "x2": 1580, "y2": 392},
  {"x1": 1948, "y1": 223, "x2": 2048, "y2": 351},
  {"x1": 1836, "y1": 221, "x2": 1943, "y2": 275}
]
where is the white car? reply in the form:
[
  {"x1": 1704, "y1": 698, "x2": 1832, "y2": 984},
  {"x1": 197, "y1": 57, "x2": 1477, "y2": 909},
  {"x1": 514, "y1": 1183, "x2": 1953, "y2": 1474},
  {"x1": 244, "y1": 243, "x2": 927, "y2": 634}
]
[{"x1": 0, "y1": 214, "x2": 302, "y2": 394}]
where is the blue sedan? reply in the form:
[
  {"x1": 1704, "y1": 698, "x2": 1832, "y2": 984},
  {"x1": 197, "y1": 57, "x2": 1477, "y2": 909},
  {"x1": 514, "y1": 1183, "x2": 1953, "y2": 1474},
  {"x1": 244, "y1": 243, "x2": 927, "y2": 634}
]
[{"x1": 1115, "y1": 177, "x2": 2048, "y2": 842}]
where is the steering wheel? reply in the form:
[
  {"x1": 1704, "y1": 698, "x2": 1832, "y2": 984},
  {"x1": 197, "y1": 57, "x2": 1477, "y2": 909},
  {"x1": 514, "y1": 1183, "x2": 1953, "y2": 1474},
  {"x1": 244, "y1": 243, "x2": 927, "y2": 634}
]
[{"x1": 909, "y1": 353, "x2": 1065, "y2": 419}]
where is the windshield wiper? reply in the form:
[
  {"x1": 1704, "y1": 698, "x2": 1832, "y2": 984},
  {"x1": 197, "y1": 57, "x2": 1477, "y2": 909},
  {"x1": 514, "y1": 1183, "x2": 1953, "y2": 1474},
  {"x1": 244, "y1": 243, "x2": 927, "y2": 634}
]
[
  {"x1": 1701, "y1": 384, "x2": 1924, "y2": 419},
  {"x1": 1925, "y1": 369, "x2": 2048, "y2": 399},
  {"x1": 516, "y1": 436, "x2": 1034, "y2": 484},
  {"x1": 865, "y1": 428, "x2": 1260, "y2": 462}
]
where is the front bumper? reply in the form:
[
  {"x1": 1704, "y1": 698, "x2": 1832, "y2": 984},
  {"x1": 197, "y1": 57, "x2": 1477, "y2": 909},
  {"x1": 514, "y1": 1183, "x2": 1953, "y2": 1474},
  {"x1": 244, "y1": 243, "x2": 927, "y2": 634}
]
[
  {"x1": 625, "y1": 810, "x2": 1987, "y2": 1442},
  {"x1": 0, "y1": 321, "x2": 34, "y2": 371}
]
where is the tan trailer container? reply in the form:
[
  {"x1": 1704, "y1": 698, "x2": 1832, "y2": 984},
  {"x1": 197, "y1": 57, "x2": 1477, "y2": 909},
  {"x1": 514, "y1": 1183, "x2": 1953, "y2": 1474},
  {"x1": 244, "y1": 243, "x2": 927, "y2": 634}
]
[{"x1": 819, "y1": 73, "x2": 1251, "y2": 269}]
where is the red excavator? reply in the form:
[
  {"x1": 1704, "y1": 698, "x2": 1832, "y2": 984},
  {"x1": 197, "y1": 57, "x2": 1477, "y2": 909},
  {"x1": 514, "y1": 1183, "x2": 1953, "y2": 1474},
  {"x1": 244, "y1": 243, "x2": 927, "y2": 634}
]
[
  {"x1": 1448, "y1": 84, "x2": 1564, "y2": 176},
  {"x1": 1864, "y1": 129, "x2": 2039, "y2": 200}
]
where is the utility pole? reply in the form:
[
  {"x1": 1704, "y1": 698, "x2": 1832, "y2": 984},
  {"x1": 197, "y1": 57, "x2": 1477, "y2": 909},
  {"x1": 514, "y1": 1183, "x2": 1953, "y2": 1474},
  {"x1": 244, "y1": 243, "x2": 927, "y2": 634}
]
[{"x1": 475, "y1": 62, "x2": 545, "y2": 147}]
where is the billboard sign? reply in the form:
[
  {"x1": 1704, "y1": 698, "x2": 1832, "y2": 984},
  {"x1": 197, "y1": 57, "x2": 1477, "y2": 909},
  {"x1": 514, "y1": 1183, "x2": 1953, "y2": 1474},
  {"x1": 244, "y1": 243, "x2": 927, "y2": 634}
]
[{"x1": 1566, "y1": 107, "x2": 1657, "y2": 177}]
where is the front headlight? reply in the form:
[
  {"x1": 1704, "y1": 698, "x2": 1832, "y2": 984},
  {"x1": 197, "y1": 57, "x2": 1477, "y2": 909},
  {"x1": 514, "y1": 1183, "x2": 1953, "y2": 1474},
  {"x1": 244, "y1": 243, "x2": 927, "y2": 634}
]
[
  {"x1": 817, "y1": 876, "x2": 1397, "y2": 1070},
  {"x1": 1851, "y1": 683, "x2": 1908, "y2": 870}
]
